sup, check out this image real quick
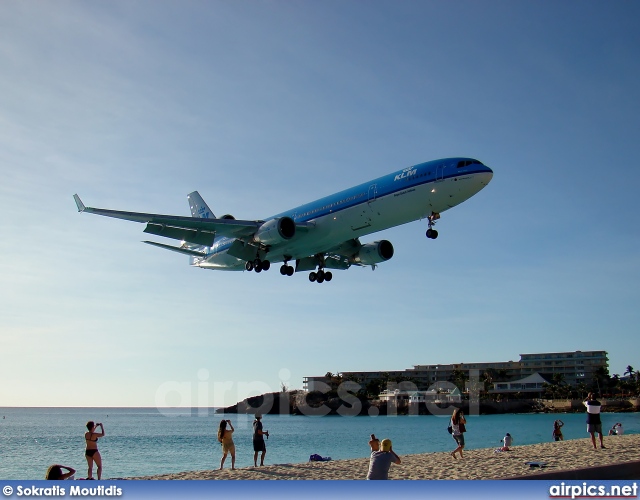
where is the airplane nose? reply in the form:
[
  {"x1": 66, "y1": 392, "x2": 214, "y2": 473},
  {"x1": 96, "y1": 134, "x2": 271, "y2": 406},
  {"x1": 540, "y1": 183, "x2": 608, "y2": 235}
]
[{"x1": 481, "y1": 166, "x2": 493, "y2": 185}]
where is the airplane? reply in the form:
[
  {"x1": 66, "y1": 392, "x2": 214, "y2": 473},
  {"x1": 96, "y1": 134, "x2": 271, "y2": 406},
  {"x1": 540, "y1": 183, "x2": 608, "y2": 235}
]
[{"x1": 74, "y1": 157, "x2": 493, "y2": 283}]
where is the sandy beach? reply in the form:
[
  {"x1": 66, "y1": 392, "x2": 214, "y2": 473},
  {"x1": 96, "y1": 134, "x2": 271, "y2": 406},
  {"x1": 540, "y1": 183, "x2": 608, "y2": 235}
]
[{"x1": 127, "y1": 434, "x2": 640, "y2": 480}]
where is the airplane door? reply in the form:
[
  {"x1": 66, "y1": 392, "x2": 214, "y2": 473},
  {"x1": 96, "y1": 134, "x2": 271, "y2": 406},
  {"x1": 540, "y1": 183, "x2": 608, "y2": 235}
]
[
  {"x1": 368, "y1": 184, "x2": 377, "y2": 203},
  {"x1": 436, "y1": 164, "x2": 447, "y2": 181},
  {"x1": 351, "y1": 185, "x2": 376, "y2": 232}
]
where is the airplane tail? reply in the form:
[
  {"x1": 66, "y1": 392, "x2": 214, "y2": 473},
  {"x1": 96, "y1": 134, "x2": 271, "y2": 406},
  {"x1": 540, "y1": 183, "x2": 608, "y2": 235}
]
[
  {"x1": 186, "y1": 191, "x2": 214, "y2": 265},
  {"x1": 187, "y1": 191, "x2": 215, "y2": 219}
]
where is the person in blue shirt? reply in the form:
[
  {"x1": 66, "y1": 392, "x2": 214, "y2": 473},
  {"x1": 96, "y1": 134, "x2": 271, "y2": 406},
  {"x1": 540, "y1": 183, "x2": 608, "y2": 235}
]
[{"x1": 366, "y1": 436, "x2": 401, "y2": 480}]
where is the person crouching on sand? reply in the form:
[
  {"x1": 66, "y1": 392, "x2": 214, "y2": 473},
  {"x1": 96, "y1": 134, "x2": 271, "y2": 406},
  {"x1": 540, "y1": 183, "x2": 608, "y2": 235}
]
[
  {"x1": 217, "y1": 419, "x2": 236, "y2": 470},
  {"x1": 450, "y1": 408, "x2": 466, "y2": 459},
  {"x1": 366, "y1": 437, "x2": 400, "y2": 480},
  {"x1": 500, "y1": 432, "x2": 513, "y2": 451},
  {"x1": 45, "y1": 464, "x2": 76, "y2": 480}
]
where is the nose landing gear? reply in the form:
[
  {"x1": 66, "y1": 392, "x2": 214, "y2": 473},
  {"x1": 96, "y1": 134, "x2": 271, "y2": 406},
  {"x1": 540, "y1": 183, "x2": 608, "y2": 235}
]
[{"x1": 426, "y1": 212, "x2": 440, "y2": 239}]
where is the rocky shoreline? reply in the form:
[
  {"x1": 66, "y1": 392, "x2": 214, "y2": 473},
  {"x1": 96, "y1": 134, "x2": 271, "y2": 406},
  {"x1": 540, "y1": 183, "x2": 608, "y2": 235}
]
[{"x1": 215, "y1": 391, "x2": 640, "y2": 416}]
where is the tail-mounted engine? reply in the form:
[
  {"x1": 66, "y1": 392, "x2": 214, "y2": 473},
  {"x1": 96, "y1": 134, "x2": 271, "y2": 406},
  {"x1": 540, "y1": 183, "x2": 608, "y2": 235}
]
[
  {"x1": 253, "y1": 217, "x2": 296, "y2": 246},
  {"x1": 353, "y1": 240, "x2": 394, "y2": 266}
]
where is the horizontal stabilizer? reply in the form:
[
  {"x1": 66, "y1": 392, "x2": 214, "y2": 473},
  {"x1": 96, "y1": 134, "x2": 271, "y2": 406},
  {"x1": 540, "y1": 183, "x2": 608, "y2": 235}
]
[{"x1": 143, "y1": 240, "x2": 207, "y2": 257}]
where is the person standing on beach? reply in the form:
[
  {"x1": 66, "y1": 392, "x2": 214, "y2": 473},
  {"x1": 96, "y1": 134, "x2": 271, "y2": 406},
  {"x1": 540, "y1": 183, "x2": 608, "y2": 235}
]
[
  {"x1": 217, "y1": 419, "x2": 236, "y2": 470},
  {"x1": 252, "y1": 414, "x2": 269, "y2": 467},
  {"x1": 84, "y1": 421, "x2": 104, "y2": 479},
  {"x1": 450, "y1": 408, "x2": 466, "y2": 459},
  {"x1": 552, "y1": 419, "x2": 564, "y2": 441},
  {"x1": 366, "y1": 437, "x2": 400, "y2": 480},
  {"x1": 584, "y1": 393, "x2": 605, "y2": 450}
]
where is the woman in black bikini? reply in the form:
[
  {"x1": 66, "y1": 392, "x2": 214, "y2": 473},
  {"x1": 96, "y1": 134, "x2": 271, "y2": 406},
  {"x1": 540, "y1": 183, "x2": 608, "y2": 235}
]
[{"x1": 85, "y1": 421, "x2": 104, "y2": 479}]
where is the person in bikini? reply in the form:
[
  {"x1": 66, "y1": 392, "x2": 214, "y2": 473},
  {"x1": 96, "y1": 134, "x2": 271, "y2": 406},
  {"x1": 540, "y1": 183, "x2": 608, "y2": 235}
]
[
  {"x1": 217, "y1": 419, "x2": 236, "y2": 470},
  {"x1": 84, "y1": 421, "x2": 104, "y2": 479}
]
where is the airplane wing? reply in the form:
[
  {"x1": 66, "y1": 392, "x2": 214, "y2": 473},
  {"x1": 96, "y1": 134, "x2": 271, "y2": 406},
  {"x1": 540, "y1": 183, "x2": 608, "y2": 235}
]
[
  {"x1": 142, "y1": 240, "x2": 207, "y2": 257},
  {"x1": 295, "y1": 238, "x2": 393, "y2": 272},
  {"x1": 74, "y1": 194, "x2": 261, "y2": 247}
]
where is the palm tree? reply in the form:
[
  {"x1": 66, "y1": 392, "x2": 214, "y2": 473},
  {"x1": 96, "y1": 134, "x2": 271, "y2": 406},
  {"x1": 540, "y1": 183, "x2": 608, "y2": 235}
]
[
  {"x1": 481, "y1": 370, "x2": 495, "y2": 395},
  {"x1": 592, "y1": 366, "x2": 610, "y2": 396},
  {"x1": 449, "y1": 369, "x2": 468, "y2": 392},
  {"x1": 625, "y1": 365, "x2": 635, "y2": 378}
]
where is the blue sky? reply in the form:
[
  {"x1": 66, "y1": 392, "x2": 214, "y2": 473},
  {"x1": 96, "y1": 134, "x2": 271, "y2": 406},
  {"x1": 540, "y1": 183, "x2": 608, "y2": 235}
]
[{"x1": 1, "y1": 1, "x2": 638, "y2": 407}]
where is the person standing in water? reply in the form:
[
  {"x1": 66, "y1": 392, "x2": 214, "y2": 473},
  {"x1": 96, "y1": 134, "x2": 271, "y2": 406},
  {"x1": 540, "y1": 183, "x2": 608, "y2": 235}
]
[
  {"x1": 217, "y1": 419, "x2": 236, "y2": 470},
  {"x1": 252, "y1": 414, "x2": 269, "y2": 467},
  {"x1": 84, "y1": 421, "x2": 104, "y2": 479}
]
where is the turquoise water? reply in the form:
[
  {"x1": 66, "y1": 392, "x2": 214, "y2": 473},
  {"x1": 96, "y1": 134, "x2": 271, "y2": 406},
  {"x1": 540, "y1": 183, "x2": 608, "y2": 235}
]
[{"x1": 1, "y1": 408, "x2": 638, "y2": 479}]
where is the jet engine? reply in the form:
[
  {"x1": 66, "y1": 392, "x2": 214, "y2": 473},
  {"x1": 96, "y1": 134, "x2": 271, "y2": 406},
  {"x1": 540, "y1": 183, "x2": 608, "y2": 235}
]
[
  {"x1": 353, "y1": 240, "x2": 394, "y2": 265},
  {"x1": 253, "y1": 217, "x2": 296, "y2": 246}
]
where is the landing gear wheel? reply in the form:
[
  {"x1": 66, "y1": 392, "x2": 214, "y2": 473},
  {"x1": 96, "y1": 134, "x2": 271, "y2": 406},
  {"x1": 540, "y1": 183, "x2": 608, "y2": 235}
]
[
  {"x1": 286, "y1": 266, "x2": 294, "y2": 276},
  {"x1": 245, "y1": 261, "x2": 254, "y2": 271},
  {"x1": 254, "y1": 262, "x2": 263, "y2": 273},
  {"x1": 253, "y1": 258, "x2": 262, "y2": 268},
  {"x1": 316, "y1": 270, "x2": 325, "y2": 283},
  {"x1": 325, "y1": 271, "x2": 333, "y2": 282},
  {"x1": 426, "y1": 212, "x2": 440, "y2": 239},
  {"x1": 262, "y1": 260, "x2": 271, "y2": 271},
  {"x1": 280, "y1": 264, "x2": 288, "y2": 275},
  {"x1": 309, "y1": 272, "x2": 317, "y2": 282}
]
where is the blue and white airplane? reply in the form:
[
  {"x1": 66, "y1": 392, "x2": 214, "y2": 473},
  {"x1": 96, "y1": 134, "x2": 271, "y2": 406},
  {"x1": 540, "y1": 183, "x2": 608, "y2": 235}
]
[{"x1": 74, "y1": 157, "x2": 492, "y2": 283}]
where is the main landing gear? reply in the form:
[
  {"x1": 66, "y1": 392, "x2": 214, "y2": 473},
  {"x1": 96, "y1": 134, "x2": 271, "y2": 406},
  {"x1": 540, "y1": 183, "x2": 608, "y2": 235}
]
[
  {"x1": 280, "y1": 264, "x2": 294, "y2": 276},
  {"x1": 309, "y1": 268, "x2": 332, "y2": 284},
  {"x1": 245, "y1": 258, "x2": 271, "y2": 273},
  {"x1": 426, "y1": 212, "x2": 440, "y2": 239}
]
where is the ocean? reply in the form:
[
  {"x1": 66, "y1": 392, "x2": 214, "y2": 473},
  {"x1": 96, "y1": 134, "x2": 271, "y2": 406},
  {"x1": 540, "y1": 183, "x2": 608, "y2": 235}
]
[{"x1": 1, "y1": 407, "x2": 638, "y2": 480}]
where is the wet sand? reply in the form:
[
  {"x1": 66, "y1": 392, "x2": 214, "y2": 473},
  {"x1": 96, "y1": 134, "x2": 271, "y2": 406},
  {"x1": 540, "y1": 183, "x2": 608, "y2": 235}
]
[{"x1": 127, "y1": 433, "x2": 640, "y2": 480}]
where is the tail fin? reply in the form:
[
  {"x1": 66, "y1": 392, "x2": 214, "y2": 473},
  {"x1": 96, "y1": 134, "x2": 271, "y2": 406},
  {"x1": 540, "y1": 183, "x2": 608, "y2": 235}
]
[
  {"x1": 186, "y1": 192, "x2": 216, "y2": 265},
  {"x1": 187, "y1": 191, "x2": 215, "y2": 219}
]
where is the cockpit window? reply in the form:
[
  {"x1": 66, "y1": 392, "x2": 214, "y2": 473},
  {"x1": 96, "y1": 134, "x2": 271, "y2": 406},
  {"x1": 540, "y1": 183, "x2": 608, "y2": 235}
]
[{"x1": 457, "y1": 160, "x2": 484, "y2": 168}]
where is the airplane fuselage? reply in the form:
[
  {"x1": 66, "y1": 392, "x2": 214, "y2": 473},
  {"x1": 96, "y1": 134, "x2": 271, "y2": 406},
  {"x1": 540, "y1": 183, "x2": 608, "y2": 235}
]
[{"x1": 197, "y1": 157, "x2": 493, "y2": 270}]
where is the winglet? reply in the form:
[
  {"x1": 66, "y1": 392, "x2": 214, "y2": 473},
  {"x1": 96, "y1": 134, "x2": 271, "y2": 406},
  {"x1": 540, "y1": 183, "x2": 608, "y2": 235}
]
[{"x1": 73, "y1": 194, "x2": 86, "y2": 212}]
